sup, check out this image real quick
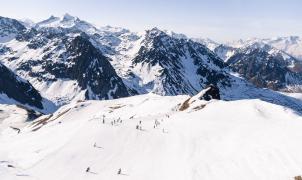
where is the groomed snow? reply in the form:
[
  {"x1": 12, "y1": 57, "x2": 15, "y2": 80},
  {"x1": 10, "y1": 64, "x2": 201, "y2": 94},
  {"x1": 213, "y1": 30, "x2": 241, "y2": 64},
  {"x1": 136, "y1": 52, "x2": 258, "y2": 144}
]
[{"x1": 0, "y1": 94, "x2": 302, "y2": 180}]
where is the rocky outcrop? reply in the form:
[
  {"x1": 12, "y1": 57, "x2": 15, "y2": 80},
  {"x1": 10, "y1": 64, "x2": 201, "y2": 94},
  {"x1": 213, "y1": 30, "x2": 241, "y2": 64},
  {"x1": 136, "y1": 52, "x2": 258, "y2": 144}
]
[{"x1": 0, "y1": 63, "x2": 43, "y2": 109}]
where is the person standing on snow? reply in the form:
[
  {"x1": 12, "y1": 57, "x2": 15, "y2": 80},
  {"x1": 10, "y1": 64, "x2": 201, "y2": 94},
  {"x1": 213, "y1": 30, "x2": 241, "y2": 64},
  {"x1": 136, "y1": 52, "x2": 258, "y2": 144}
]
[{"x1": 117, "y1": 168, "x2": 122, "y2": 175}]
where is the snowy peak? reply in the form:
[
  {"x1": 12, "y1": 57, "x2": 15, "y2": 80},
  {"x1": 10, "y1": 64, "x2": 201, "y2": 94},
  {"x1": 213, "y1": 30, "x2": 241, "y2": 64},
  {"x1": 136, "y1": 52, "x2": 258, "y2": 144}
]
[
  {"x1": 228, "y1": 36, "x2": 302, "y2": 60},
  {"x1": 265, "y1": 36, "x2": 302, "y2": 60},
  {"x1": 129, "y1": 27, "x2": 231, "y2": 96},
  {"x1": 164, "y1": 30, "x2": 188, "y2": 40},
  {"x1": 0, "y1": 25, "x2": 130, "y2": 105},
  {"x1": 62, "y1": 13, "x2": 77, "y2": 22},
  {"x1": 35, "y1": 13, "x2": 97, "y2": 33},
  {"x1": 35, "y1": 15, "x2": 60, "y2": 27},
  {"x1": 192, "y1": 38, "x2": 220, "y2": 51},
  {"x1": 0, "y1": 16, "x2": 26, "y2": 42}
]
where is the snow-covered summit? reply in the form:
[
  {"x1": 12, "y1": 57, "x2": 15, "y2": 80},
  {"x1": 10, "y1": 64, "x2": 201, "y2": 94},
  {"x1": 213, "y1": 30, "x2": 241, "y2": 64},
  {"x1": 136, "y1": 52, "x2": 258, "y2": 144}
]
[
  {"x1": 35, "y1": 13, "x2": 98, "y2": 34},
  {"x1": 228, "y1": 36, "x2": 302, "y2": 60}
]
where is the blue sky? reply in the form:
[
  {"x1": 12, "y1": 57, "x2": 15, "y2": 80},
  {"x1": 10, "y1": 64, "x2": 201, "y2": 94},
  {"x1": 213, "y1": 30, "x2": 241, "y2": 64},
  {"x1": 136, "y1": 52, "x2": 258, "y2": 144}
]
[{"x1": 0, "y1": 0, "x2": 301, "y2": 42}]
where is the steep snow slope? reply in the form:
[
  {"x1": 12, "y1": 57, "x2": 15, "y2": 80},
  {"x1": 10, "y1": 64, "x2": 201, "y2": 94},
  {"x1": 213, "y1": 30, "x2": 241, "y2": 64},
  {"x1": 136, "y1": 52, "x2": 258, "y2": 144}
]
[{"x1": 0, "y1": 94, "x2": 302, "y2": 180}]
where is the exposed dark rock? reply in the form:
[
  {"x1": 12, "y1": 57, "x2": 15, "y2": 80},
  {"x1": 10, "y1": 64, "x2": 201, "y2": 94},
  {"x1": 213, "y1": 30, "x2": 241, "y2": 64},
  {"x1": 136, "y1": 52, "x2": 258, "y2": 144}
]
[
  {"x1": 227, "y1": 45, "x2": 302, "y2": 91},
  {"x1": 198, "y1": 84, "x2": 220, "y2": 101},
  {"x1": 0, "y1": 16, "x2": 26, "y2": 39},
  {"x1": 132, "y1": 28, "x2": 231, "y2": 95},
  {"x1": 0, "y1": 63, "x2": 43, "y2": 109},
  {"x1": 14, "y1": 29, "x2": 130, "y2": 100}
]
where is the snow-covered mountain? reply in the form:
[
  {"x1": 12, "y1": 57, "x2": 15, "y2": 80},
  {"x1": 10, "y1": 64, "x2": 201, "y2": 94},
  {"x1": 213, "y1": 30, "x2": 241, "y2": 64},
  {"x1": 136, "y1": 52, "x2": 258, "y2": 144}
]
[
  {"x1": 1, "y1": 14, "x2": 302, "y2": 108},
  {"x1": 1, "y1": 14, "x2": 302, "y2": 180},
  {"x1": 125, "y1": 28, "x2": 232, "y2": 95},
  {"x1": 192, "y1": 38, "x2": 220, "y2": 51},
  {"x1": 208, "y1": 39, "x2": 302, "y2": 92},
  {"x1": 213, "y1": 44, "x2": 237, "y2": 62},
  {"x1": 0, "y1": 15, "x2": 237, "y2": 103},
  {"x1": 219, "y1": 42, "x2": 302, "y2": 92},
  {"x1": 264, "y1": 36, "x2": 302, "y2": 61},
  {"x1": 0, "y1": 15, "x2": 131, "y2": 106},
  {"x1": 0, "y1": 16, "x2": 26, "y2": 43},
  {"x1": 1, "y1": 93, "x2": 302, "y2": 180},
  {"x1": 229, "y1": 36, "x2": 302, "y2": 61}
]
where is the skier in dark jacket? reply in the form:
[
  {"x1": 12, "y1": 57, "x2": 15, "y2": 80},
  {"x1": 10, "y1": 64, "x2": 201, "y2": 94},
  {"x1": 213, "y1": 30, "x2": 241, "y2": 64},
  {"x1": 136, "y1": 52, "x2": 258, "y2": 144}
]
[{"x1": 117, "y1": 168, "x2": 122, "y2": 175}]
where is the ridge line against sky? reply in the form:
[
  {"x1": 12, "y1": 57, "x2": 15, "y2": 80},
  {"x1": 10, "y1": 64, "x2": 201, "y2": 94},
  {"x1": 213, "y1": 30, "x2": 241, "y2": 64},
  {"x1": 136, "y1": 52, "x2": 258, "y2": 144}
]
[{"x1": 0, "y1": 0, "x2": 301, "y2": 42}]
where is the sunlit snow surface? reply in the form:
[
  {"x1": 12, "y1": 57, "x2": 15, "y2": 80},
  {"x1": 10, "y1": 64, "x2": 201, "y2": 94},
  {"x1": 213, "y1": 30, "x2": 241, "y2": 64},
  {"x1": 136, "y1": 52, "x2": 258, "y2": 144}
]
[{"x1": 0, "y1": 94, "x2": 302, "y2": 180}]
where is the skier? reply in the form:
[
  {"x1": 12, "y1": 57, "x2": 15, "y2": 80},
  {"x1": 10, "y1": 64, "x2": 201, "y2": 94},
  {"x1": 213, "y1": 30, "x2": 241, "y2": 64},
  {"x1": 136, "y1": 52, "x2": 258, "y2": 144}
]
[
  {"x1": 117, "y1": 168, "x2": 122, "y2": 175},
  {"x1": 136, "y1": 125, "x2": 139, "y2": 130},
  {"x1": 10, "y1": 126, "x2": 20, "y2": 134},
  {"x1": 86, "y1": 167, "x2": 90, "y2": 173}
]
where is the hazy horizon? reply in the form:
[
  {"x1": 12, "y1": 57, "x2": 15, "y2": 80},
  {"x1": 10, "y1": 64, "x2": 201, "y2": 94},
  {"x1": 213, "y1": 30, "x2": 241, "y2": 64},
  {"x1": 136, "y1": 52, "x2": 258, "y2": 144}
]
[{"x1": 0, "y1": 0, "x2": 301, "y2": 42}]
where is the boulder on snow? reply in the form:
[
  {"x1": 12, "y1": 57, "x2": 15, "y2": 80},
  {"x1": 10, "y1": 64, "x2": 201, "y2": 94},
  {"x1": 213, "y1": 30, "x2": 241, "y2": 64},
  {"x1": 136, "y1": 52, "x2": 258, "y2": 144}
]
[{"x1": 198, "y1": 84, "x2": 220, "y2": 101}]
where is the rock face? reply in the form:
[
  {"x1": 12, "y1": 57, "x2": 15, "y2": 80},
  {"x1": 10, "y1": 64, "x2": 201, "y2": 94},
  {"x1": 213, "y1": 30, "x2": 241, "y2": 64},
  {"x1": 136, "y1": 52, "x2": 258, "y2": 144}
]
[
  {"x1": 0, "y1": 16, "x2": 26, "y2": 42},
  {"x1": 1, "y1": 14, "x2": 302, "y2": 114},
  {"x1": 227, "y1": 43, "x2": 302, "y2": 92},
  {"x1": 130, "y1": 28, "x2": 232, "y2": 95},
  {"x1": 198, "y1": 84, "x2": 221, "y2": 101},
  {"x1": 1, "y1": 25, "x2": 130, "y2": 105},
  {"x1": 62, "y1": 35, "x2": 129, "y2": 99},
  {"x1": 0, "y1": 62, "x2": 43, "y2": 109}
]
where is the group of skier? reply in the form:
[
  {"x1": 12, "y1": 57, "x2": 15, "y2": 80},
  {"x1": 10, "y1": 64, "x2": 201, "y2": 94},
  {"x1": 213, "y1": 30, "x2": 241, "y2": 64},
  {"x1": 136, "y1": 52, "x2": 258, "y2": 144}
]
[
  {"x1": 101, "y1": 115, "x2": 123, "y2": 126},
  {"x1": 136, "y1": 120, "x2": 143, "y2": 130},
  {"x1": 85, "y1": 113, "x2": 170, "y2": 175}
]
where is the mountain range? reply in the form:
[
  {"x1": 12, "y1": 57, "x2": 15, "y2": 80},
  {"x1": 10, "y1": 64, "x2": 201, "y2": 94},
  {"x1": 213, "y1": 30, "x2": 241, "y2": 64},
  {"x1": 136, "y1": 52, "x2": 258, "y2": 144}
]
[
  {"x1": 0, "y1": 14, "x2": 302, "y2": 114},
  {"x1": 2, "y1": 13, "x2": 302, "y2": 180}
]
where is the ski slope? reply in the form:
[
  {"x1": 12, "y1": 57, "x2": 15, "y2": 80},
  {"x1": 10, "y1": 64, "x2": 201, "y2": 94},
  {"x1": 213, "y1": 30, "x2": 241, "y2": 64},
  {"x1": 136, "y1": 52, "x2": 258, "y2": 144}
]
[{"x1": 0, "y1": 94, "x2": 302, "y2": 180}]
